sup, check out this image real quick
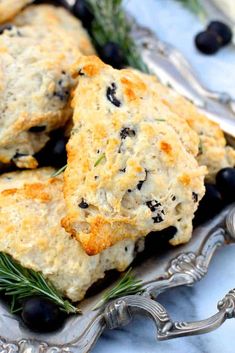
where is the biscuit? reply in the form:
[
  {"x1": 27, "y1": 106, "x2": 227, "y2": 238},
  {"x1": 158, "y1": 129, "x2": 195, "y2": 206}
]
[
  {"x1": 0, "y1": 0, "x2": 32, "y2": 23},
  {"x1": 132, "y1": 70, "x2": 235, "y2": 181},
  {"x1": 62, "y1": 56, "x2": 206, "y2": 255},
  {"x1": 13, "y1": 4, "x2": 95, "y2": 56},
  {"x1": 0, "y1": 25, "x2": 82, "y2": 168},
  {"x1": 0, "y1": 168, "x2": 137, "y2": 302}
]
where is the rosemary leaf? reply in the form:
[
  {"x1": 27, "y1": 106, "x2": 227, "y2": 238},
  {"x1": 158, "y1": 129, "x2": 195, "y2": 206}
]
[
  {"x1": 51, "y1": 164, "x2": 67, "y2": 177},
  {"x1": 93, "y1": 268, "x2": 145, "y2": 310},
  {"x1": 94, "y1": 153, "x2": 105, "y2": 167},
  {"x1": 0, "y1": 253, "x2": 79, "y2": 314},
  {"x1": 87, "y1": 0, "x2": 149, "y2": 73}
]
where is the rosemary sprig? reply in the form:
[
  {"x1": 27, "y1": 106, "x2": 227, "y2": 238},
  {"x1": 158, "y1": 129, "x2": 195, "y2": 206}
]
[
  {"x1": 93, "y1": 268, "x2": 145, "y2": 310},
  {"x1": 87, "y1": 0, "x2": 149, "y2": 73},
  {"x1": 94, "y1": 153, "x2": 105, "y2": 167},
  {"x1": 0, "y1": 252, "x2": 79, "y2": 314},
  {"x1": 51, "y1": 164, "x2": 67, "y2": 177},
  {"x1": 175, "y1": 0, "x2": 207, "y2": 20}
]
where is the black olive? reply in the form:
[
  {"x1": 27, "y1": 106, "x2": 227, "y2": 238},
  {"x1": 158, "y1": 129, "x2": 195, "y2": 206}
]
[
  {"x1": 120, "y1": 128, "x2": 136, "y2": 139},
  {"x1": 216, "y1": 167, "x2": 235, "y2": 204},
  {"x1": 207, "y1": 21, "x2": 233, "y2": 46},
  {"x1": 29, "y1": 125, "x2": 46, "y2": 133},
  {"x1": 79, "y1": 199, "x2": 89, "y2": 209},
  {"x1": 34, "y1": 129, "x2": 67, "y2": 168},
  {"x1": 146, "y1": 200, "x2": 161, "y2": 212},
  {"x1": 192, "y1": 192, "x2": 198, "y2": 203},
  {"x1": 53, "y1": 78, "x2": 70, "y2": 102},
  {"x1": 11, "y1": 152, "x2": 28, "y2": 163},
  {"x1": 152, "y1": 215, "x2": 164, "y2": 223},
  {"x1": 12, "y1": 152, "x2": 28, "y2": 159},
  {"x1": 144, "y1": 226, "x2": 177, "y2": 254},
  {"x1": 193, "y1": 184, "x2": 223, "y2": 227},
  {"x1": 195, "y1": 31, "x2": 221, "y2": 55},
  {"x1": 99, "y1": 42, "x2": 126, "y2": 69},
  {"x1": 0, "y1": 24, "x2": 12, "y2": 35},
  {"x1": 34, "y1": 0, "x2": 60, "y2": 4},
  {"x1": 22, "y1": 297, "x2": 66, "y2": 333},
  {"x1": 78, "y1": 69, "x2": 85, "y2": 76},
  {"x1": 73, "y1": 0, "x2": 94, "y2": 29},
  {"x1": 106, "y1": 83, "x2": 121, "y2": 107},
  {"x1": 161, "y1": 226, "x2": 177, "y2": 239},
  {"x1": 137, "y1": 169, "x2": 148, "y2": 190}
]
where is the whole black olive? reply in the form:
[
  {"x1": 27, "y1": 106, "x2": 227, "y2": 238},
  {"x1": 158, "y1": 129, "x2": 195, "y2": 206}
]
[
  {"x1": 99, "y1": 42, "x2": 126, "y2": 69},
  {"x1": 193, "y1": 184, "x2": 223, "y2": 226},
  {"x1": 195, "y1": 31, "x2": 221, "y2": 55},
  {"x1": 207, "y1": 21, "x2": 233, "y2": 46},
  {"x1": 73, "y1": 0, "x2": 94, "y2": 29},
  {"x1": 216, "y1": 167, "x2": 235, "y2": 204},
  {"x1": 22, "y1": 297, "x2": 66, "y2": 333},
  {"x1": 35, "y1": 129, "x2": 67, "y2": 168}
]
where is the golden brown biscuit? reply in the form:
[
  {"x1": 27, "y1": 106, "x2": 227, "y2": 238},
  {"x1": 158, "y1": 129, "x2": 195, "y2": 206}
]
[
  {"x1": 62, "y1": 56, "x2": 206, "y2": 255},
  {"x1": 0, "y1": 25, "x2": 81, "y2": 168},
  {"x1": 131, "y1": 70, "x2": 235, "y2": 181},
  {"x1": 13, "y1": 4, "x2": 95, "y2": 56},
  {"x1": 0, "y1": 0, "x2": 32, "y2": 23},
  {"x1": 0, "y1": 168, "x2": 137, "y2": 302}
]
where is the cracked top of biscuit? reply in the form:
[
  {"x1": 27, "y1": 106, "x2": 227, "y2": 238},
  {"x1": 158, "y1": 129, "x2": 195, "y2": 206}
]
[{"x1": 62, "y1": 56, "x2": 206, "y2": 255}]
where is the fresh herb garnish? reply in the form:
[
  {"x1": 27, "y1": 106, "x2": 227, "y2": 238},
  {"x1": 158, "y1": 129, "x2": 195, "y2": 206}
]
[
  {"x1": 0, "y1": 252, "x2": 79, "y2": 314},
  {"x1": 86, "y1": 0, "x2": 149, "y2": 73},
  {"x1": 93, "y1": 268, "x2": 145, "y2": 310},
  {"x1": 51, "y1": 164, "x2": 67, "y2": 177},
  {"x1": 175, "y1": 0, "x2": 207, "y2": 20},
  {"x1": 94, "y1": 153, "x2": 105, "y2": 167}
]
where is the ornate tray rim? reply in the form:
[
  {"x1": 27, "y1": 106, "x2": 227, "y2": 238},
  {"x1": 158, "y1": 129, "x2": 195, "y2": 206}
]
[
  {"x1": 0, "y1": 206, "x2": 234, "y2": 353},
  {"x1": 1, "y1": 2, "x2": 235, "y2": 352}
]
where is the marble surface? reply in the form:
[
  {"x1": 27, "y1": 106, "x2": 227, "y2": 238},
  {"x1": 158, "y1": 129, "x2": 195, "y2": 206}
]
[{"x1": 93, "y1": 1, "x2": 235, "y2": 352}]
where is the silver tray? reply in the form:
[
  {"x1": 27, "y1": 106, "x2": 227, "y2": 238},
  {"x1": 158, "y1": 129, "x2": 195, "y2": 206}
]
[
  {"x1": 0, "y1": 206, "x2": 235, "y2": 353},
  {"x1": 1, "y1": 1, "x2": 235, "y2": 352}
]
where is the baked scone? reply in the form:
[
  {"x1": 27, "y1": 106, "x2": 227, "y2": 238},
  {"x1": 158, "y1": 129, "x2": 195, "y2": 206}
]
[
  {"x1": 0, "y1": 25, "x2": 82, "y2": 168},
  {"x1": 131, "y1": 70, "x2": 235, "y2": 182},
  {"x1": 0, "y1": 0, "x2": 32, "y2": 23},
  {"x1": 0, "y1": 168, "x2": 137, "y2": 302},
  {"x1": 0, "y1": 167, "x2": 53, "y2": 192},
  {"x1": 62, "y1": 56, "x2": 206, "y2": 255},
  {"x1": 13, "y1": 4, "x2": 95, "y2": 56},
  {"x1": 162, "y1": 91, "x2": 235, "y2": 182}
]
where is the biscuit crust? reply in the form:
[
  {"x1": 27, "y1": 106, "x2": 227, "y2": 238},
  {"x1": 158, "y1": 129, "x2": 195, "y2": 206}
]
[
  {"x1": 0, "y1": 25, "x2": 81, "y2": 168},
  {"x1": 131, "y1": 70, "x2": 235, "y2": 181},
  {"x1": 13, "y1": 4, "x2": 95, "y2": 56},
  {"x1": 0, "y1": 0, "x2": 32, "y2": 23},
  {"x1": 0, "y1": 6, "x2": 95, "y2": 169},
  {"x1": 0, "y1": 168, "x2": 136, "y2": 302},
  {"x1": 63, "y1": 56, "x2": 206, "y2": 255}
]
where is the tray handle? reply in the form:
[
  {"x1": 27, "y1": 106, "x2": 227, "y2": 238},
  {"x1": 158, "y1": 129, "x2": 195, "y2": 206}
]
[
  {"x1": 103, "y1": 288, "x2": 235, "y2": 340},
  {"x1": 103, "y1": 207, "x2": 235, "y2": 340}
]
